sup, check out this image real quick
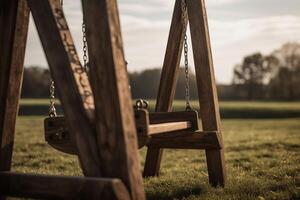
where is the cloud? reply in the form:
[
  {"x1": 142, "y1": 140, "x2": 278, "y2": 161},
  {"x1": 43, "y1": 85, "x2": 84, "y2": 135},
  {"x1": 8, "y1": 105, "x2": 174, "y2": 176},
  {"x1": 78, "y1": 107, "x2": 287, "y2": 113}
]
[
  {"x1": 207, "y1": 0, "x2": 242, "y2": 7},
  {"x1": 24, "y1": 0, "x2": 300, "y2": 84}
]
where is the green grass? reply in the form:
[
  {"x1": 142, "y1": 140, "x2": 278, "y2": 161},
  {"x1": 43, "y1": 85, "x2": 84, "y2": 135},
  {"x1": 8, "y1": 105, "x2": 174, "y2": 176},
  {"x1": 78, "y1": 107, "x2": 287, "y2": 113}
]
[
  {"x1": 20, "y1": 99, "x2": 300, "y2": 110},
  {"x1": 19, "y1": 99, "x2": 300, "y2": 118},
  {"x1": 12, "y1": 116, "x2": 300, "y2": 200}
]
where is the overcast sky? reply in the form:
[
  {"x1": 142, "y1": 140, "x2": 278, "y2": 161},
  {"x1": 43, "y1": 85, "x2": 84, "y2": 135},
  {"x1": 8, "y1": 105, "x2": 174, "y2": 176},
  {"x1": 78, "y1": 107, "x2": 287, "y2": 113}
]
[{"x1": 24, "y1": 0, "x2": 300, "y2": 84}]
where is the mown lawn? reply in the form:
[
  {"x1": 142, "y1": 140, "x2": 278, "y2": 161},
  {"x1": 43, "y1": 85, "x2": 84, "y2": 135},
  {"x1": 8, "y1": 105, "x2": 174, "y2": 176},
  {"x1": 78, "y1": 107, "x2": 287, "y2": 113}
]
[{"x1": 12, "y1": 115, "x2": 300, "y2": 199}]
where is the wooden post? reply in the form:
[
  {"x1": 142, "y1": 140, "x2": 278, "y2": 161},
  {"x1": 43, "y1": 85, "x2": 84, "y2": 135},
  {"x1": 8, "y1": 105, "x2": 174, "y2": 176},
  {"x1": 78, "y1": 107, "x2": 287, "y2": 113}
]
[
  {"x1": 144, "y1": 0, "x2": 188, "y2": 177},
  {"x1": 187, "y1": 0, "x2": 226, "y2": 186},
  {"x1": 82, "y1": 0, "x2": 145, "y2": 199},
  {"x1": 0, "y1": 0, "x2": 29, "y2": 171},
  {"x1": 0, "y1": 1, "x2": 29, "y2": 199},
  {"x1": 27, "y1": 0, "x2": 102, "y2": 176}
]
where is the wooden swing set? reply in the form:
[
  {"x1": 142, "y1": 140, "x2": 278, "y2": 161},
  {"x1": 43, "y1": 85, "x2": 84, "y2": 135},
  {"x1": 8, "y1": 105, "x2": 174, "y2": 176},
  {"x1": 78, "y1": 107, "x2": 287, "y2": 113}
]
[{"x1": 0, "y1": 0, "x2": 226, "y2": 199}]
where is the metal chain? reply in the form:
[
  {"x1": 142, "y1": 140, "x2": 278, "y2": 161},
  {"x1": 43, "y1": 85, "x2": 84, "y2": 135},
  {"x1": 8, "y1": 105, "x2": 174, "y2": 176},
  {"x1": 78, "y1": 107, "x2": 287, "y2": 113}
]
[
  {"x1": 47, "y1": 0, "x2": 63, "y2": 117},
  {"x1": 82, "y1": 22, "x2": 89, "y2": 72},
  {"x1": 181, "y1": 0, "x2": 191, "y2": 111},
  {"x1": 49, "y1": 79, "x2": 57, "y2": 117}
]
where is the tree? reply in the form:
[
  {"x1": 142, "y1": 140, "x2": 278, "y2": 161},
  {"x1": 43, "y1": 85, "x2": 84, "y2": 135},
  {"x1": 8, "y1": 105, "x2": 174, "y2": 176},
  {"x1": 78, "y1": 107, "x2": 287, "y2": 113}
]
[
  {"x1": 22, "y1": 66, "x2": 51, "y2": 98},
  {"x1": 269, "y1": 42, "x2": 300, "y2": 100},
  {"x1": 232, "y1": 53, "x2": 277, "y2": 100}
]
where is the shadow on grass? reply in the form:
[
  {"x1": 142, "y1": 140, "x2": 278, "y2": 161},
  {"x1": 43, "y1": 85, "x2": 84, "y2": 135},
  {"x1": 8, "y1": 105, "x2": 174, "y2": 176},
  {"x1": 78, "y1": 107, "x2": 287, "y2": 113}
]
[{"x1": 147, "y1": 186, "x2": 203, "y2": 200}]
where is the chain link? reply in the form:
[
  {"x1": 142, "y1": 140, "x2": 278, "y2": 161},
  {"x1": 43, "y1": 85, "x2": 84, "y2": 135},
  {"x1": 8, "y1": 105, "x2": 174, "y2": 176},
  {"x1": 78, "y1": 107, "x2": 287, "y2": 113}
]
[
  {"x1": 60, "y1": 0, "x2": 63, "y2": 6},
  {"x1": 181, "y1": 0, "x2": 191, "y2": 111},
  {"x1": 49, "y1": 79, "x2": 57, "y2": 117},
  {"x1": 82, "y1": 22, "x2": 89, "y2": 72}
]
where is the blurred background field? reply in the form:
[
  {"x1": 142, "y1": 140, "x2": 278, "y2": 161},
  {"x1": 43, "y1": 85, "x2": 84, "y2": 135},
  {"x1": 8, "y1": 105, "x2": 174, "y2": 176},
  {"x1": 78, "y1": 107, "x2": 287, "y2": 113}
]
[
  {"x1": 12, "y1": 99, "x2": 300, "y2": 200},
  {"x1": 19, "y1": 99, "x2": 300, "y2": 119}
]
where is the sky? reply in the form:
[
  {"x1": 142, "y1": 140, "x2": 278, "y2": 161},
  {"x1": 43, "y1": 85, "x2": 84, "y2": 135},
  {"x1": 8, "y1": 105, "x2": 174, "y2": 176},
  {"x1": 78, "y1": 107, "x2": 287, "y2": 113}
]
[{"x1": 24, "y1": 0, "x2": 300, "y2": 84}]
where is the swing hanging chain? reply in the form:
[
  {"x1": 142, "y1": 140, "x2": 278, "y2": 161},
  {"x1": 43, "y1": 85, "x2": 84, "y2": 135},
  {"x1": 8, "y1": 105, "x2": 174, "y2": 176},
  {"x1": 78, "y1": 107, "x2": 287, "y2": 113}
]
[
  {"x1": 49, "y1": 79, "x2": 57, "y2": 118},
  {"x1": 181, "y1": 0, "x2": 191, "y2": 111},
  {"x1": 47, "y1": 0, "x2": 63, "y2": 118},
  {"x1": 82, "y1": 22, "x2": 89, "y2": 72}
]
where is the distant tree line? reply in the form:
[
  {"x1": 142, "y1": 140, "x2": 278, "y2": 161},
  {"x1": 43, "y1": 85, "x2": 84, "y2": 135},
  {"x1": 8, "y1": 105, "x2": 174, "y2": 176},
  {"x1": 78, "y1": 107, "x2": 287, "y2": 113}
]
[
  {"x1": 21, "y1": 42, "x2": 300, "y2": 101},
  {"x1": 232, "y1": 42, "x2": 300, "y2": 101},
  {"x1": 21, "y1": 67, "x2": 199, "y2": 100}
]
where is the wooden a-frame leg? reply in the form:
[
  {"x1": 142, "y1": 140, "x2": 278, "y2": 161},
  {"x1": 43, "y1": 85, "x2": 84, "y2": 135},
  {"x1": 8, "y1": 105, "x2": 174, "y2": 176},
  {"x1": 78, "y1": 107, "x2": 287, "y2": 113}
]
[
  {"x1": 187, "y1": 0, "x2": 226, "y2": 186},
  {"x1": 144, "y1": 0, "x2": 188, "y2": 177},
  {"x1": 82, "y1": 1, "x2": 145, "y2": 200},
  {"x1": 28, "y1": 0, "x2": 102, "y2": 176},
  {"x1": 0, "y1": 0, "x2": 29, "y2": 199}
]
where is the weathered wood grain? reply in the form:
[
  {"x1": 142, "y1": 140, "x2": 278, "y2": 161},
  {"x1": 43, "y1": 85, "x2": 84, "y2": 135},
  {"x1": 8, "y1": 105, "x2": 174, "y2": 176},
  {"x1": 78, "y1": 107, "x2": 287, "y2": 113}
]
[
  {"x1": 135, "y1": 109, "x2": 150, "y2": 148},
  {"x1": 187, "y1": 0, "x2": 226, "y2": 187},
  {"x1": 144, "y1": 0, "x2": 188, "y2": 177},
  {"x1": 82, "y1": 0, "x2": 145, "y2": 199},
  {"x1": 148, "y1": 130, "x2": 221, "y2": 149},
  {"x1": 43, "y1": 110, "x2": 198, "y2": 153},
  {"x1": 0, "y1": 0, "x2": 29, "y2": 172},
  {"x1": 0, "y1": 172, "x2": 130, "y2": 200},
  {"x1": 28, "y1": 0, "x2": 102, "y2": 176},
  {"x1": 44, "y1": 116, "x2": 77, "y2": 155}
]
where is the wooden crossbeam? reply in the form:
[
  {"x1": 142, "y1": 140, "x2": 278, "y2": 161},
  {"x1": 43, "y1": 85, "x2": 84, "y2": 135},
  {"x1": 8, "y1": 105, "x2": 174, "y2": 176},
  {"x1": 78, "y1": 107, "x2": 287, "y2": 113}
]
[
  {"x1": 0, "y1": 172, "x2": 130, "y2": 200},
  {"x1": 0, "y1": 0, "x2": 29, "y2": 172},
  {"x1": 148, "y1": 131, "x2": 221, "y2": 149},
  {"x1": 27, "y1": 0, "x2": 102, "y2": 176},
  {"x1": 82, "y1": 0, "x2": 145, "y2": 199}
]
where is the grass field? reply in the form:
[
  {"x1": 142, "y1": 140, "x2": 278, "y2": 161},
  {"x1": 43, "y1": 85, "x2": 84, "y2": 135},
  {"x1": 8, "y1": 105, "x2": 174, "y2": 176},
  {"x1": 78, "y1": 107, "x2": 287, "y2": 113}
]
[
  {"x1": 19, "y1": 99, "x2": 300, "y2": 118},
  {"x1": 10, "y1": 101, "x2": 300, "y2": 199}
]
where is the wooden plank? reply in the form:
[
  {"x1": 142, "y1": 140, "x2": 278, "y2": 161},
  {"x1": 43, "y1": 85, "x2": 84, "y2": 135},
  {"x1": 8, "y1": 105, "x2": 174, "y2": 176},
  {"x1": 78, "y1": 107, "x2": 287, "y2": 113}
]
[
  {"x1": 0, "y1": 172, "x2": 130, "y2": 200},
  {"x1": 144, "y1": 0, "x2": 188, "y2": 177},
  {"x1": 148, "y1": 131, "x2": 221, "y2": 149},
  {"x1": 27, "y1": 0, "x2": 102, "y2": 176},
  {"x1": 187, "y1": 0, "x2": 226, "y2": 187},
  {"x1": 82, "y1": 1, "x2": 145, "y2": 199},
  {"x1": 0, "y1": 0, "x2": 29, "y2": 172},
  {"x1": 149, "y1": 110, "x2": 199, "y2": 129},
  {"x1": 149, "y1": 121, "x2": 191, "y2": 135}
]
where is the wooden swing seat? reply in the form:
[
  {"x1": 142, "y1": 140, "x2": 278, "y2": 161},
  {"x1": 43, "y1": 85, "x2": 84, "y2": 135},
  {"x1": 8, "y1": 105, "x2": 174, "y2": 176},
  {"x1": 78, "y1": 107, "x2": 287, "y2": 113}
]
[{"x1": 44, "y1": 109, "x2": 200, "y2": 154}]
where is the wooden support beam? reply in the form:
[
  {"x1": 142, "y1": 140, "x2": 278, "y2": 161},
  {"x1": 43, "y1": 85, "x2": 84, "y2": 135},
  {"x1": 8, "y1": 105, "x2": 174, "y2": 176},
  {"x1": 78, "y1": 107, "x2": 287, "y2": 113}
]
[
  {"x1": 0, "y1": 0, "x2": 29, "y2": 172},
  {"x1": 187, "y1": 0, "x2": 226, "y2": 187},
  {"x1": 27, "y1": 0, "x2": 102, "y2": 176},
  {"x1": 0, "y1": 172, "x2": 130, "y2": 200},
  {"x1": 147, "y1": 131, "x2": 221, "y2": 149},
  {"x1": 144, "y1": 0, "x2": 188, "y2": 177},
  {"x1": 82, "y1": 1, "x2": 145, "y2": 199}
]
